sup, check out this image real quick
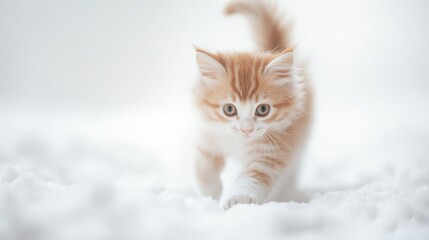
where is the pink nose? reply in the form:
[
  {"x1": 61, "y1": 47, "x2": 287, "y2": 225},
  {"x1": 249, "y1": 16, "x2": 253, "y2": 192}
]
[{"x1": 240, "y1": 128, "x2": 254, "y2": 135}]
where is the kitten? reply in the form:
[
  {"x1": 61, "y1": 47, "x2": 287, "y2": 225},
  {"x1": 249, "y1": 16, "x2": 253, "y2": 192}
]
[{"x1": 193, "y1": 0, "x2": 312, "y2": 209}]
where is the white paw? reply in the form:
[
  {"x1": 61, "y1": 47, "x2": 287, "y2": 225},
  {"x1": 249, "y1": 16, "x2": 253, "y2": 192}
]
[{"x1": 221, "y1": 194, "x2": 257, "y2": 209}]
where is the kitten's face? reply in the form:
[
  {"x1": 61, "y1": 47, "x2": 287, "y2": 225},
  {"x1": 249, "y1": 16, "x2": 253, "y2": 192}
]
[
  {"x1": 220, "y1": 100, "x2": 271, "y2": 139},
  {"x1": 194, "y1": 49, "x2": 303, "y2": 140}
]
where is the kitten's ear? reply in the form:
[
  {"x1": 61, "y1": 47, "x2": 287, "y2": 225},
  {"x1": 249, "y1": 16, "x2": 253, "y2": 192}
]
[
  {"x1": 195, "y1": 48, "x2": 226, "y2": 84},
  {"x1": 264, "y1": 51, "x2": 294, "y2": 85}
]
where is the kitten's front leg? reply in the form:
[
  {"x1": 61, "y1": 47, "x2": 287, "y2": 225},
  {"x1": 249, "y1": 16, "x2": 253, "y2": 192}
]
[
  {"x1": 194, "y1": 146, "x2": 225, "y2": 200},
  {"x1": 221, "y1": 157, "x2": 283, "y2": 209}
]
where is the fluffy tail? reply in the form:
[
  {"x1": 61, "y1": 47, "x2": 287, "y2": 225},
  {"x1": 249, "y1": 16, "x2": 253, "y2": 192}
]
[{"x1": 224, "y1": 0, "x2": 290, "y2": 53}]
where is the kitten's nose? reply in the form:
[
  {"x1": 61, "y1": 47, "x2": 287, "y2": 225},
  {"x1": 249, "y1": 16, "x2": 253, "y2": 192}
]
[{"x1": 240, "y1": 128, "x2": 254, "y2": 135}]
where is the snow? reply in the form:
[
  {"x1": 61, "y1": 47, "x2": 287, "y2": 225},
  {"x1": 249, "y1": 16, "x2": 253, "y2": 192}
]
[{"x1": 0, "y1": 109, "x2": 428, "y2": 240}]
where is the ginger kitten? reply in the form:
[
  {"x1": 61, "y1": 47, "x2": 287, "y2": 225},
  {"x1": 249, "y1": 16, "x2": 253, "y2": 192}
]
[{"x1": 193, "y1": 0, "x2": 312, "y2": 209}]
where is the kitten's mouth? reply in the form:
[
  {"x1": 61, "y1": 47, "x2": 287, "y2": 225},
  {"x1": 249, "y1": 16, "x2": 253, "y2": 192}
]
[{"x1": 232, "y1": 127, "x2": 265, "y2": 138}]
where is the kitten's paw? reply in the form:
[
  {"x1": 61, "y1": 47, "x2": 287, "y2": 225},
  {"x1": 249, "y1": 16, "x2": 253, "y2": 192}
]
[{"x1": 221, "y1": 194, "x2": 257, "y2": 209}]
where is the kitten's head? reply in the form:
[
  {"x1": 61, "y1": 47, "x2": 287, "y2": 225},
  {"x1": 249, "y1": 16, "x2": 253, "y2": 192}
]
[{"x1": 193, "y1": 48, "x2": 305, "y2": 140}]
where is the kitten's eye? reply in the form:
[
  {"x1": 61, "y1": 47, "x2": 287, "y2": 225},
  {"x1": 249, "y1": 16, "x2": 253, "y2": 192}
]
[
  {"x1": 223, "y1": 104, "x2": 237, "y2": 117},
  {"x1": 256, "y1": 104, "x2": 270, "y2": 117}
]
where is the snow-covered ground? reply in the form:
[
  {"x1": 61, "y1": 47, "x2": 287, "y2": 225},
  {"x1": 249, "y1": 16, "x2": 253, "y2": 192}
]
[
  {"x1": 0, "y1": 107, "x2": 428, "y2": 240},
  {"x1": 1, "y1": 0, "x2": 429, "y2": 239}
]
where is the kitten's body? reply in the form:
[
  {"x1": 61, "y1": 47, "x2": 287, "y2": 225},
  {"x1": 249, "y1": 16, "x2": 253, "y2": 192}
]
[{"x1": 193, "y1": 0, "x2": 312, "y2": 209}]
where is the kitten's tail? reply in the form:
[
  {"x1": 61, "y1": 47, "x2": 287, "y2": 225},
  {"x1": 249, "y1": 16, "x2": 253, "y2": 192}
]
[{"x1": 224, "y1": 0, "x2": 290, "y2": 53}]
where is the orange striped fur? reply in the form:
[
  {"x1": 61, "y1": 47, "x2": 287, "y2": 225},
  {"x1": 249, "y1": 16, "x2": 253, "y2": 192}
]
[{"x1": 193, "y1": 0, "x2": 312, "y2": 209}]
